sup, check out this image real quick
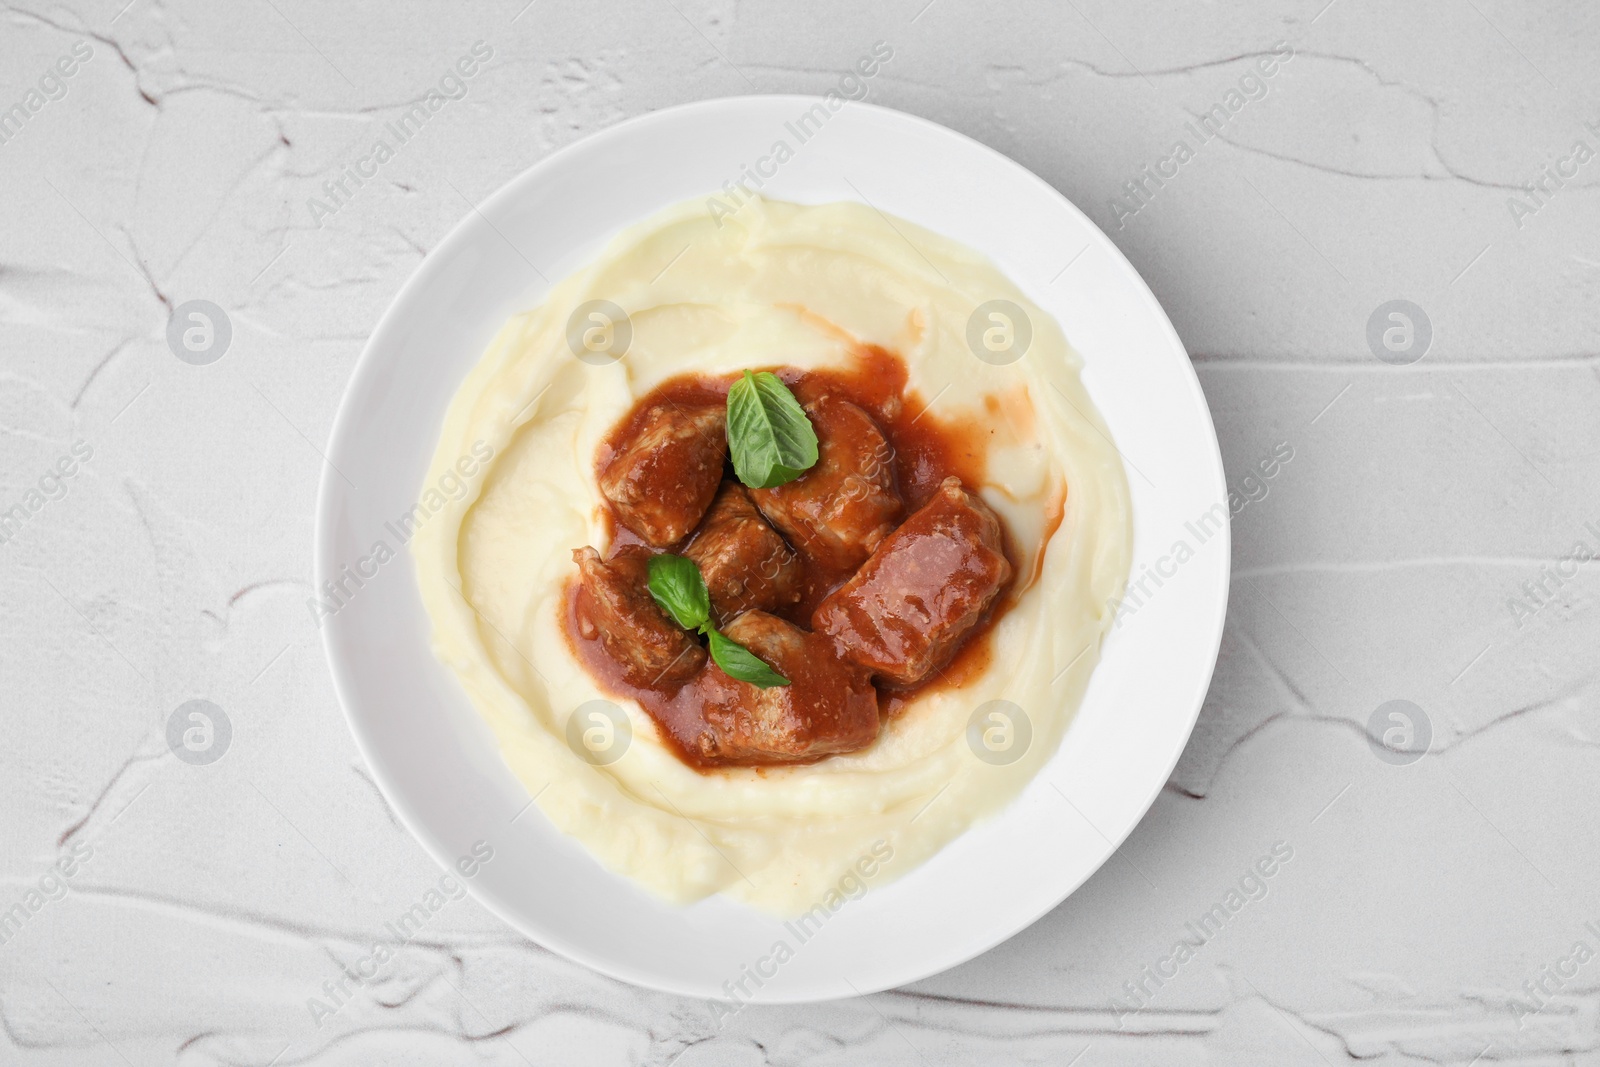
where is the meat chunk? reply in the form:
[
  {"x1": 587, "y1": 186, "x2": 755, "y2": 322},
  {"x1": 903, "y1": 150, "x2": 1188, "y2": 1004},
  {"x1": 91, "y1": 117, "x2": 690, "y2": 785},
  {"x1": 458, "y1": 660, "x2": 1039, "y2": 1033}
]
[
  {"x1": 572, "y1": 545, "x2": 704, "y2": 687},
  {"x1": 598, "y1": 402, "x2": 727, "y2": 546},
  {"x1": 749, "y1": 394, "x2": 902, "y2": 570},
  {"x1": 691, "y1": 611, "x2": 880, "y2": 764},
  {"x1": 683, "y1": 482, "x2": 803, "y2": 622},
  {"x1": 813, "y1": 477, "x2": 1011, "y2": 688}
]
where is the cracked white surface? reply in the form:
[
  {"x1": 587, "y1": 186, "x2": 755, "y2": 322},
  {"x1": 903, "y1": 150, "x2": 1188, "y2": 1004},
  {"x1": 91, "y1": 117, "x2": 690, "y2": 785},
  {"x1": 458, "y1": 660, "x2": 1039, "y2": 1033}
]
[{"x1": 4, "y1": 0, "x2": 1599, "y2": 1063}]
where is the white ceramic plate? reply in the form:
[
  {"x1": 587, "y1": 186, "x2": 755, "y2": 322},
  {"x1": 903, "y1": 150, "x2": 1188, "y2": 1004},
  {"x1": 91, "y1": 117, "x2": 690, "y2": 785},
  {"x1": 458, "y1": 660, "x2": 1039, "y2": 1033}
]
[{"x1": 316, "y1": 96, "x2": 1228, "y2": 1002}]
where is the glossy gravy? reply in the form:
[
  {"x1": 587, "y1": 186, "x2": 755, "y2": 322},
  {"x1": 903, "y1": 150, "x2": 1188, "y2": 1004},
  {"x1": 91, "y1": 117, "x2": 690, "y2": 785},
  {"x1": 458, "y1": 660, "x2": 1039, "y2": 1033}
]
[{"x1": 567, "y1": 345, "x2": 1021, "y2": 768}]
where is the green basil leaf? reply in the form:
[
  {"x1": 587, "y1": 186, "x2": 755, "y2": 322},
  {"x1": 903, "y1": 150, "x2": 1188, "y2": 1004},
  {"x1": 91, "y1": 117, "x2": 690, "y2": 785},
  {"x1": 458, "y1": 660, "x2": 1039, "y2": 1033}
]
[
  {"x1": 726, "y1": 370, "x2": 819, "y2": 490},
  {"x1": 646, "y1": 553, "x2": 710, "y2": 631},
  {"x1": 706, "y1": 627, "x2": 791, "y2": 688}
]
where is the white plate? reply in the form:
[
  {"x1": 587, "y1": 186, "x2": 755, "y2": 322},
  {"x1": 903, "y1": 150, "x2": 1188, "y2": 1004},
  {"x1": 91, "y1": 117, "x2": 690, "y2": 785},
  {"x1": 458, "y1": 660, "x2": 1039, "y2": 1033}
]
[{"x1": 316, "y1": 96, "x2": 1228, "y2": 1002}]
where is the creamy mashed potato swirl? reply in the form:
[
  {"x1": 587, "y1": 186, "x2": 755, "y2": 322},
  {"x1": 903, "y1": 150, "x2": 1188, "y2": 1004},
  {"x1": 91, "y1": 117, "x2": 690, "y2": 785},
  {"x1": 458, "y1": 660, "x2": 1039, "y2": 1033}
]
[{"x1": 414, "y1": 197, "x2": 1130, "y2": 914}]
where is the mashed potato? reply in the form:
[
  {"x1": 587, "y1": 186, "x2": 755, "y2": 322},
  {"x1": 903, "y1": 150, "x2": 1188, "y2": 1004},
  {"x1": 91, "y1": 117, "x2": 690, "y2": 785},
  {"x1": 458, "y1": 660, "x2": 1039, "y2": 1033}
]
[{"x1": 414, "y1": 197, "x2": 1130, "y2": 914}]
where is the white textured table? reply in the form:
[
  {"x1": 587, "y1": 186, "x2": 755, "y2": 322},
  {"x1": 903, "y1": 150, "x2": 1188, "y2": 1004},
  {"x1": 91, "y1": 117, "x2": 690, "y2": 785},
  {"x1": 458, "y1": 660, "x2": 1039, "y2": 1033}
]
[{"x1": 5, "y1": 0, "x2": 1598, "y2": 1063}]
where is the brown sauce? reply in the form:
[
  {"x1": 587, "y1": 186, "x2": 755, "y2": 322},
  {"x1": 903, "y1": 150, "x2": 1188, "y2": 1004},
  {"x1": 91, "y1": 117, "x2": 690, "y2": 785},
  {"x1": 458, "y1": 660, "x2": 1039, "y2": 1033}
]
[{"x1": 569, "y1": 344, "x2": 1026, "y2": 769}]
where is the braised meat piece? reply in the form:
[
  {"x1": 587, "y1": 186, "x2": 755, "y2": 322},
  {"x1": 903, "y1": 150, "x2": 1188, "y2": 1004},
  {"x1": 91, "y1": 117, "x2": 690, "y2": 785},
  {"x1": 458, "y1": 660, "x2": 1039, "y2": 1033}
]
[
  {"x1": 598, "y1": 402, "x2": 727, "y2": 546},
  {"x1": 691, "y1": 611, "x2": 880, "y2": 764},
  {"x1": 813, "y1": 477, "x2": 1011, "y2": 688},
  {"x1": 683, "y1": 482, "x2": 804, "y2": 622},
  {"x1": 572, "y1": 545, "x2": 704, "y2": 687},
  {"x1": 749, "y1": 394, "x2": 902, "y2": 570}
]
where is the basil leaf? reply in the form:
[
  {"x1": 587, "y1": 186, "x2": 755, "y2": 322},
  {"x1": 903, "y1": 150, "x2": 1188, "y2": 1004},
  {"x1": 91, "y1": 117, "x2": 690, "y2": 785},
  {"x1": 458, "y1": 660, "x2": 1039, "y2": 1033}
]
[
  {"x1": 726, "y1": 370, "x2": 819, "y2": 490},
  {"x1": 647, "y1": 552, "x2": 789, "y2": 686},
  {"x1": 707, "y1": 627, "x2": 790, "y2": 688},
  {"x1": 646, "y1": 553, "x2": 710, "y2": 631}
]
